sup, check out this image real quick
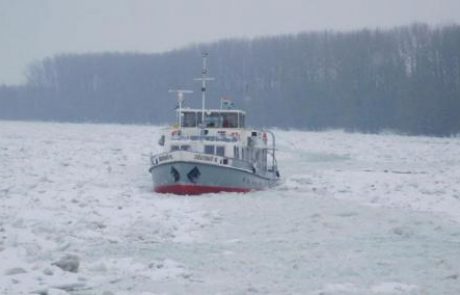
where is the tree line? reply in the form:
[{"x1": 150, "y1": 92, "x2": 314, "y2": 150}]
[{"x1": 1, "y1": 23, "x2": 459, "y2": 136}]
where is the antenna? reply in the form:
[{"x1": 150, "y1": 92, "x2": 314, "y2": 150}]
[
  {"x1": 194, "y1": 52, "x2": 214, "y2": 124},
  {"x1": 169, "y1": 89, "x2": 193, "y2": 127}
]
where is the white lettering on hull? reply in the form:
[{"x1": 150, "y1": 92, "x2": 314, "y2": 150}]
[
  {"x1": 158, "y1": 154, "x2": 173, "y2": 163},
  {"x1": 194, "y1": 154, "x2": 215, "y2": 162}
]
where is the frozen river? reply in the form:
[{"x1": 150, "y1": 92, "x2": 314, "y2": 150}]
[{"x1": 1, "y1": 121, "x2": 460, "y2": 294}]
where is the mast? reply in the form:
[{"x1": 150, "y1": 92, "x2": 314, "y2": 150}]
[
  {"x1": 194, "y1": 52, "x2": 214, "y2": 124},
  {"x1": 168, "y1": 89, "x2": 193, "y2": 127}
]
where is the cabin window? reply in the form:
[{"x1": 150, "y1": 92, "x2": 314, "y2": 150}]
[
  {"x1": 204, "y1": 145, "x2": 214, "y2": 155},
  {"x1": 233, "y1": 146, "x2": 240, "y2": 159},
  {"x1": 158, "y1": 135, "x2": 165, "y2": 146},
  {"x1": 205, "y1": 112, "x2": 222, "y2": 128},
  {"x1": 182, "y1": 112, "x2": 197, "y2": 127},
  {"x1": 255, "y1": 150, "x2": 261, "y2": 162},
  {"x1": 216, "y1": 146, "x2": 225, "y2": 157},
  {"x1": 222, "y1": 113, "x2": 238, "y2": 128},
  {"x1": 238, "y1": 113, "x2": 245, "y2": 128},
  {"x1": 196, "y1": 113, "x2": 203, "y2": 126},
  {"x1": 171, "y1": 145, "x2": 180, "y2": 151},
  {"x1": 180, "y1": 145, "x2": 191, "y2": 151}
]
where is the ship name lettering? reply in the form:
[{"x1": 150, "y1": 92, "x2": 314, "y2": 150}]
[
  {"x1": 194, "y1": 154, "x2": 214, "y2": 162},
  {"x1": 158, "y1": 154, "x2": 173, "y2": 162}
]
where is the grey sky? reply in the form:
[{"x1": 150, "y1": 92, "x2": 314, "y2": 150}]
[{"x1": 1, "y1": 0, "x2": 459, "y2": 85}]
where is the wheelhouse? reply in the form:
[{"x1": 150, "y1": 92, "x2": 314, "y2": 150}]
[{"x1": 180, "y1": 109, "x2": 246, "y2": 129}]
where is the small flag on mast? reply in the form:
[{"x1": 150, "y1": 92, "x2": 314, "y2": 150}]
[{"x1": 220, "y1": 97, "x2": 235, "y2": 109}]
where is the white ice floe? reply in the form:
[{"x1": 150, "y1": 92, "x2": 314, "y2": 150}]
[
  {"x1": 1, "y1": 121, "x2": 460, "y2": 294},
  {"x1": 370, "y1": 282, "x2": 419, "y2": 293}
]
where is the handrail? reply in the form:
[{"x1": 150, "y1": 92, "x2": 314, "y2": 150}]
[
  {"x1": 263, "y1": 129, "x2": 279, "y2": 177},
  {"x1": 171, "y1": 135, "x2": 239, "y2": 142}
]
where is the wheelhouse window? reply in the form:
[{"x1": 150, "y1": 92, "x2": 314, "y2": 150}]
[
  {"x1": 181, "y1": 110, "x2": 245, "y2": 128},
  {"x1": 222, "y1": 113, "x2": 238, "y2": 128},
  {"x1": 204, "y1": 112, "x2": 242, "y2": 128},
  {"x1": 180, "y1": 145, "x2": 191, "y2": 151},
  {"x1": 205, "y1": 112, "x2": 222, "y2": 128},
  {"x1": 216, "y1": 146, "x2": 225, "y2": 157},
  {"x1": 182, "y1": 112, "x2": 197, "y2": 127},
  {"x1": 238, "y1": 113, "x2": 245, "y2": 128},
  {"x1": 171, "y1": 145, "x2": 180, "y2": 151}
]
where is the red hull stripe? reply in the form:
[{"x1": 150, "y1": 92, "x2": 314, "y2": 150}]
[{"x1": 154, "y1": 184, "x2": 251, "y2": 195}]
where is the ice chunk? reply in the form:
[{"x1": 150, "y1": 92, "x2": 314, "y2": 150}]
[{"x1": 52, "y1": 254, "x2": 80, "y2": 273}]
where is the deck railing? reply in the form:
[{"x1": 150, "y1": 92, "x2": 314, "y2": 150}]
[{"x1": 171, "y1": 135, "x2": 239, "y2": 142}]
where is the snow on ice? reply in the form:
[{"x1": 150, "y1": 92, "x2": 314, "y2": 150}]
[{"x1": 1, "y1": 121, "x2": 460, "y2": 294}]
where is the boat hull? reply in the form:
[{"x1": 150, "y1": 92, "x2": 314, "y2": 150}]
[
  {"x1": 155, "y1": 184, "x2": 251, "y2": 195},
  {"x1": 150, "y1": 161, "x2": 278, "y2": 195}
]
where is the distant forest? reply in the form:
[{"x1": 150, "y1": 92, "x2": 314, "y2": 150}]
[{"x1": 1, "y1": 23, "x2": 459, "y2": 136}]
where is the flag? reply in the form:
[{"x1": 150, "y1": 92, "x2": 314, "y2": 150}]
[{"x1": 221, "y1": 97, "x2": 235, "y2": 109}]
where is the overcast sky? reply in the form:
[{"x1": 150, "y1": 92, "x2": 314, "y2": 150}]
[{"x1": 1, "y1": 0, "x2": 460, "y2": 85}]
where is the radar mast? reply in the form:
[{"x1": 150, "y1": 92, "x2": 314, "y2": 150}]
[
  {"x1": 168, "y1": 89, "x2": 193, "y2": 127},
  {"x1": 194, "y1": 52, "x2": 214, "y2": 124}
]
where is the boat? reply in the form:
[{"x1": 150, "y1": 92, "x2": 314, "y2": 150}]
[{"x1": 149, "y1": 53, "x2": 280, "y2": 195}]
